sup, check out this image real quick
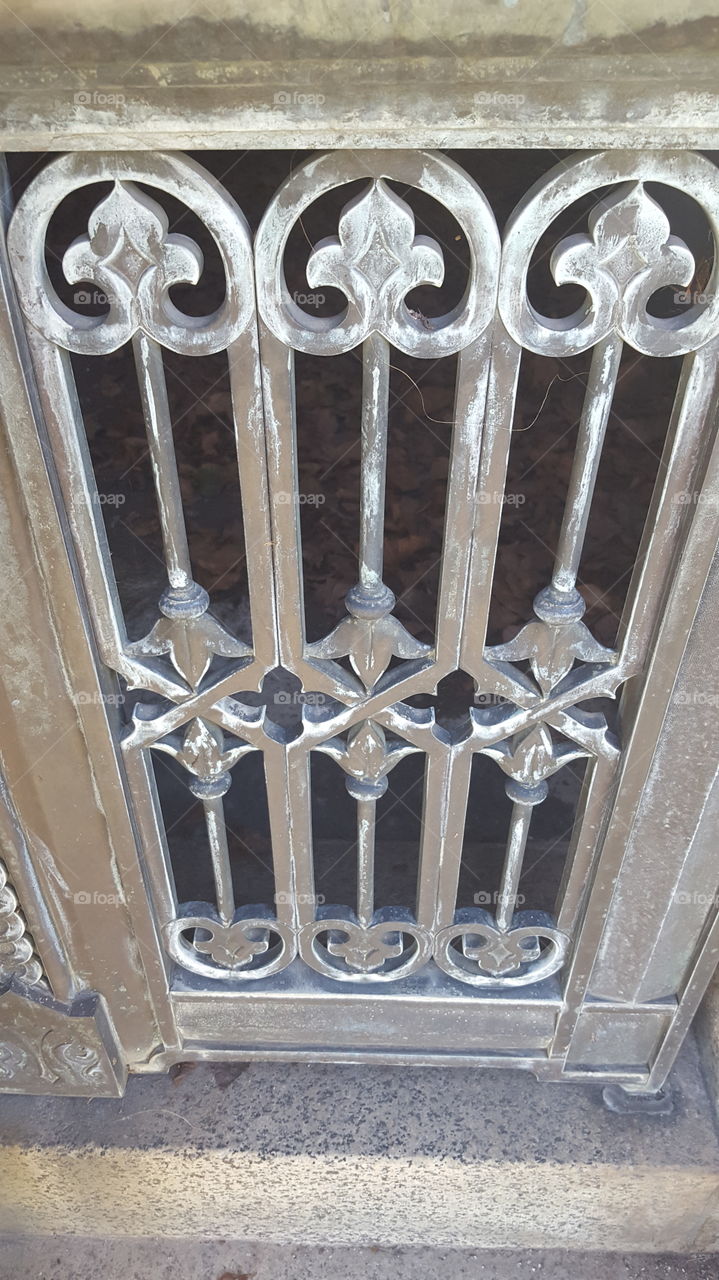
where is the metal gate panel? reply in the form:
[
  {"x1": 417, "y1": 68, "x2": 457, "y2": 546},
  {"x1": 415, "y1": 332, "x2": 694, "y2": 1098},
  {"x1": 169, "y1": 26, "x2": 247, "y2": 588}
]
[
  {"x1": 254, "y1": 149, "x2": 503, "y2": 986},
  {"x1": 2, "y1": 146, "x2": 719, "y2": 1090}
]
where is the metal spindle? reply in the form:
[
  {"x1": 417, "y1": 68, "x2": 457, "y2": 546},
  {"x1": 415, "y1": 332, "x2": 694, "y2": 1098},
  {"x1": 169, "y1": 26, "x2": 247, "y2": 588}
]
[
  {"x1": 345, "y1": 771, "x2": 388, "y2": 928},
  {"x1": 542, "y1": 334, "x2": 623, "y2": 612},
  {"x1": 132, "y1": 331, "x2": 194, "y2": 593},
  {"x1": 190, "y1": 774, "x2": 235, "y2": 927},
  {"x1": 355, "y1": 795, "x2": 377, "y2": 928},
  {"x1": 495, "y1": 802, "x2": 533, "y2": 931},
  {"x1": 358, "y1": 330, "x2": 391, "y2": 597},
  {"x1": 496, "y1": 778, "x2": 548, "y2": 931}
]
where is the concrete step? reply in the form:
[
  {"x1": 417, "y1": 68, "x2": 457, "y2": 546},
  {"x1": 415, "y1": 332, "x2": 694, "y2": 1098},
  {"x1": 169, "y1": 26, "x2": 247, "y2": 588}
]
[
  {"x1": 0, "y1": 1240, "x2": 717, "y2": 1279},
  {"x1": 1, "y1": 1036, "x2": 718, "y2": 1253}
]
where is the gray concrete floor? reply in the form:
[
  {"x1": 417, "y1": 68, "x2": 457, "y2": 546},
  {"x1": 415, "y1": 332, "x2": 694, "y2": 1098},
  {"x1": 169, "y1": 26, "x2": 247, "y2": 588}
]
[{"x1": 0, "y1": 1240, "x2": 717, "y2": 1278}]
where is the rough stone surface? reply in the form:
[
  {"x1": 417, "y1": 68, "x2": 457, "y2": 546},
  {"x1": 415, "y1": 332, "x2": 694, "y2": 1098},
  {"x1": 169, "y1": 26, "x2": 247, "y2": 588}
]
[
  {"x1": 0, "y1": 1239, "x2": 718, "y2": 1279},
  {"x1": 1, "y1": 0, "x2": 716, "y2": 51},
  {"x1": 1, "y1": 1037, "x2": 718, "y2": 1251},
  {"x1": 1, "y1": 1, "x2": 719, "y2": 149}
]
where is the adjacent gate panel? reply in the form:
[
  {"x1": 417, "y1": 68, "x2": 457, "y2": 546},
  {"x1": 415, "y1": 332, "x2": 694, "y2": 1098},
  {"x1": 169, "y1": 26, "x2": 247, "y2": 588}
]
[{"x1": 3, "y1": 146, "x2": 719, "y2": 1087}]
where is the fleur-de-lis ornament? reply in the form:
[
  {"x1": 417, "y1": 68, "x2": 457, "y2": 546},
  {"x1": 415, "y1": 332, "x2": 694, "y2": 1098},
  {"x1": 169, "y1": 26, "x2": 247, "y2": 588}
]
[
  {"x1": 550, "y1": 181, "x2": 695, "y2": 342},
  {"x1": 306, "y1": 179, "x2": 444, "y2": 335},
  {"x1": 309, "y1": 602, "x2": 431, "y2": 692},
  {"x1": 63, "y1": 181, "x2": 202, "y2": 330}
]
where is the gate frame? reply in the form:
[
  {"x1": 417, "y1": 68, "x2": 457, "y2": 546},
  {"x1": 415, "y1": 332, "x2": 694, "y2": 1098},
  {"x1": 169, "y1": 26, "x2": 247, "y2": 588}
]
[{"x1": 1, "y1": 119, "x2": 719, "y2": 1097}]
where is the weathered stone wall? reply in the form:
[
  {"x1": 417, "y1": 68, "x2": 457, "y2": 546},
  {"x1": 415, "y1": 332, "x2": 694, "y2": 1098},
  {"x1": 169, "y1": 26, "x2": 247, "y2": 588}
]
[{"x1": 1, "y1": 0, "x2": 718, "y2": 51}]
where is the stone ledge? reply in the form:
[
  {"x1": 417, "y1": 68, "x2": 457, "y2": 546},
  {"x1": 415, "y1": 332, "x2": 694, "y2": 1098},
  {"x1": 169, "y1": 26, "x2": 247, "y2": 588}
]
[
  {"x1": 0, "y1": 1239, "x2": 718, "y2": 1279},
  {"x1": 2, "y1": 69, "x2": 719, "y2": 152},
  {"x1": 1, "y1": 1035, "x2": 718, "y2": 1251}
]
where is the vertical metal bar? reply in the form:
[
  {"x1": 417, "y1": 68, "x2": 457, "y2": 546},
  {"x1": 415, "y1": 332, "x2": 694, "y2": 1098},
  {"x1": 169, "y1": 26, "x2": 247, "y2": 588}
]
[
  {"x1": 460, "y1": 325, "x2": 522, "y2": 666},
  {"x1": 0, "y1": 173, "x2": 177, "y2": 1054},
  {"x1": 201, "y1": 793, "x2": 235, "y2": 926},
  {"x1": 435, "y1": 334, "x2": 493, "y2": 672},
  {"x1": 496, "y1": 802, "x2": 533, "y2": 931},
  {"x1": 551, "y1": 334, "x2": 622, "y2": 596},
  {"x1": 554, "y1": 359, "x2": 719, "y2": 1060},
  {"x1": 258, "y1": 324, "x2": 306, "y2": 670},
  {"x1": 25, "y1": 337, "x2": 130, "y2": 667},
  {"x1": 227, "y1": 331, "x2": 279, "y2": 671},
  {"x1": 356, "y1": 795, "x2": 376, "y2": 927},
  {"x1": 555, "y1": 755, "x2": 617, "y2": 935},
  {"x1": 263, "y1": 736, "x2": 315, "y2": 933},
  {"x1": 132, "y1": 332, "x2": 193, "y2": 591},
  {"x1": 618, "y1": 344, "x2": 719, "y2": 676},
  {"x1": 122, "y1": 731, "x2": 178, "y2": 929},
  {"x1": 358, "y1": 331, "x2": 390, "y2": 596}
]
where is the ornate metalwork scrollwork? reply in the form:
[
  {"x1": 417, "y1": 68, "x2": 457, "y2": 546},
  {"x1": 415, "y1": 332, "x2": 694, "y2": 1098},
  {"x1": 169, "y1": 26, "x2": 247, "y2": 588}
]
[{"x1": 10, "y1": 147, "x2": 719, "y2": 991}]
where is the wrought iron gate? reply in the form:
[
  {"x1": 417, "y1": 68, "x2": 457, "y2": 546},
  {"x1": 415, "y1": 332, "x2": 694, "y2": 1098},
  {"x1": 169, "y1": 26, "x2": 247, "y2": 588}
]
[{"x1": 1, "y1": 147, "x2": 719, "y2": 1097}]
